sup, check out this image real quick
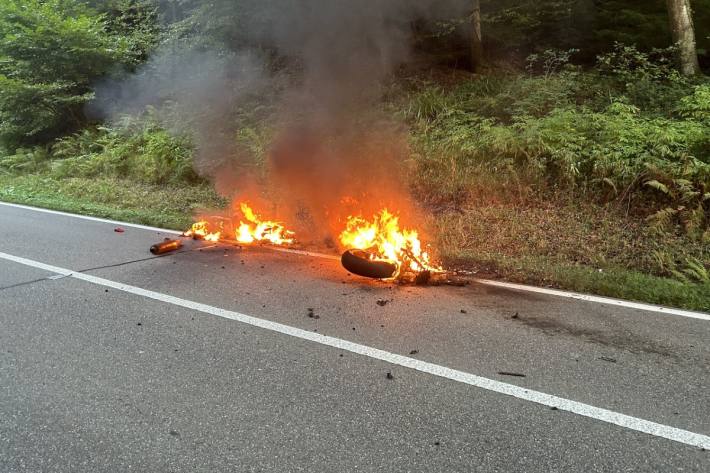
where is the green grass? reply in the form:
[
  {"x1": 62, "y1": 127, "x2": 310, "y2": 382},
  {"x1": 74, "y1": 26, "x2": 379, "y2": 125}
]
[
  {"x1": 446, "y1": 252, "x2": 710, "y2": 312},
  {"x1": 434, "y1": 200, "x2": 708, "y2": 311},
  {"x1": 0, "y1": 174, "x2": 224, "y2": 230}
]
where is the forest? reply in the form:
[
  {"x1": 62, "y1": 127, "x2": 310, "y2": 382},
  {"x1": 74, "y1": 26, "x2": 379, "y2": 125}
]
[{"x1": 0, "y1": 0, "x2": 708, "y2": 309}]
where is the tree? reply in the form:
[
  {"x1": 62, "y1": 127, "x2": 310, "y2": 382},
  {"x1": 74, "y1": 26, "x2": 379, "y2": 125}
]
[
  {"x1": 666, "y1": 0, "x2": 701, "y2": 75},
  {"x1": 471, "y1": 0, "x2": 483, "y2": 72},
  {"x1": 0, "y1": 0, "x2": 130, "y2": 148}
]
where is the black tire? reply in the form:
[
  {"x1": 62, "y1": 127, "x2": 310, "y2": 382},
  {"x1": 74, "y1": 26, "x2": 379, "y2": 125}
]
[{"x1": 341, "y1": 249, "x2": 398, "y2": 279}]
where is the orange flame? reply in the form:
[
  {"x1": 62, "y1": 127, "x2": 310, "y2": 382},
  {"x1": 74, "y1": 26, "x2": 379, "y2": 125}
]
[
  {"x1": 183, "y1": 221, "x2": 221, "y2": 242},
  {"x1": 184, "y1": 203, "x2": 295, "y2": 246},
  {"x1": 235, "y1": 202, "x2": 295, "y2": 245},
  {"x1": 339, "y1": 209, "x2": 438, "y2": 275}
]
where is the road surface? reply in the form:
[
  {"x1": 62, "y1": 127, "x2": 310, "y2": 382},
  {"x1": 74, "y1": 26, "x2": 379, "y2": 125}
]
[{"x1": 0, "y1": 202, "x2": 708, "y2": 472}]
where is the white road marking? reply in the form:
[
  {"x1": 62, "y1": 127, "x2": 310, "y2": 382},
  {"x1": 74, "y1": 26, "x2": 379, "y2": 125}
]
[
  {"x1": 1, "y1": 200, "x2": 708, "y2": 320},
  {"x1": 474, "y1": 279, "x2": 710, "y2": 321},
  {"x1": 0, "y1": 249, "x2": 708, "y2": 450},
  {"x1": 0, "y1": 201, "x2": 182, "y2": 235}
]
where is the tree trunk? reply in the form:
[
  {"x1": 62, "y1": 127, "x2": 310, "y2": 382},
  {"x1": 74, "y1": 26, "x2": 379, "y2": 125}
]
[
  {"x1": 666, "y1": 0, "x2": 701, "y2": 75},
  {"x1": 470, "y1": 0, "x2": 483, "y2": 73}
]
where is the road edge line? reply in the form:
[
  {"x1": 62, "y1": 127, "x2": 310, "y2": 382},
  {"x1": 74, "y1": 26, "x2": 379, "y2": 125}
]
[{"x1": 1, "y1": 200, "x2": 708, "y2": 320}]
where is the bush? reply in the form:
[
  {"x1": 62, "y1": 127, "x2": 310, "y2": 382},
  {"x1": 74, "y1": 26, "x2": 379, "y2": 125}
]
[
  {"x1": 404, "y1": 58, "x2": 710, "y2": 237},
  {"x1": 1, "y1": 114, "x2": 201, "y2": 186},
  {"x1": 0, "y1": 0, "x2": 130, "y2": 149},
  {"x1": 51, "y1": 117, "x2": 200, "y2": 185}
]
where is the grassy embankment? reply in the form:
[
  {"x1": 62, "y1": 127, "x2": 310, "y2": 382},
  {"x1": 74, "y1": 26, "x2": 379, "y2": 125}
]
[{"x1": 1, "y1": 59, "x2": 709, "y2": 310}]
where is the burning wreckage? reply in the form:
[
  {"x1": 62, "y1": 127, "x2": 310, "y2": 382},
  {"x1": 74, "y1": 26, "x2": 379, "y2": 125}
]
[{"x1": 151, "y1": 202, "x2": 459, "y2": 285}]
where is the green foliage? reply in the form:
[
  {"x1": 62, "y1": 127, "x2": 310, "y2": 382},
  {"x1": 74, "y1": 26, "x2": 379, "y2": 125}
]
[
  {"x1": 678, "y1": 84, "x2": 710, "y2": 120},
  {"x1": 526, "y1": 48, "x2": 579, "y2": 77},
  {"x1": 51, "y1": 116, "x2": 200, "y2": 185},
  {"x1": 595, "y1": 44, "x2": 699, "y2": 113},
  {"x1": 592, "y1": 0, "x2": 710, "y2": 63},
  {"x1": 404, "y1": 59, "x2": 710, "y2": 236},
  {"x1": 0, "y1": 0, "x2": 130, "y2": 148},
  {"x1": 0, "y1": 146, "x2": 51, "y2": 174},
  {"x1": 0, "y1": 114, "x2": 200, "y2": 185},
  {"x1": 90, "y1": 0, "x2": 161, "y2": 66}
]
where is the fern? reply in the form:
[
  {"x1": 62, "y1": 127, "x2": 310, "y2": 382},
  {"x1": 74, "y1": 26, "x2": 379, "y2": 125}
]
[
  {"x1": 644, "y1": 179, "x2": 669, "y2": 194},
  {"x1": 681, "y1": 258, "x2": 709, "y2": 283}
]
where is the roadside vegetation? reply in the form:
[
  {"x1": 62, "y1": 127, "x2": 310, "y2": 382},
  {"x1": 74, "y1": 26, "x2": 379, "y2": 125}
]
[{"x1": 0, "y1": 0, "x2": 708, "y2": 310}]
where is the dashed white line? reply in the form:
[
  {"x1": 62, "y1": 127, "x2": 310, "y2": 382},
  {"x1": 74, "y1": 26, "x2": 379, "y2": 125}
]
[
  {"x1": 1, "y1": 200, "x2": 708, "y2": 320},
  {"x1": 0, "y1": 249, "x2": 708, "y2": 450}
]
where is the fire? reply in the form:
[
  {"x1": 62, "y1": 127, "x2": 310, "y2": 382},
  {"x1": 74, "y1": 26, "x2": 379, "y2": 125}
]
[
  {"x1": 339, "y1": 209, "x2": 439, "y2": 275},
  {"x1": 235, "y1": 202, "x2": 295, "y2": 245},
  {"x1": 183, "y1": 203, "x2": 294, "y2": 246},
  {"x1": 183, "y1": 221, "x2": 221, "y2": 242}
]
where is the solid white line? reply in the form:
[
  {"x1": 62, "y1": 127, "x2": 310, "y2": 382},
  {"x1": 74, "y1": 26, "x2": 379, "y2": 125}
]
[
  {"x1": 476, "y1": 279, "x2": 710, "y2": 321},
  {"x1": 0, "y1": 201, "x2": 182, "y2": 235},
  {"x1": 0, "y1": 250, "x2": 708, "y2": 450},
  {"x1": 1, "y1": 200, "x2": 708, "y2": 320}
]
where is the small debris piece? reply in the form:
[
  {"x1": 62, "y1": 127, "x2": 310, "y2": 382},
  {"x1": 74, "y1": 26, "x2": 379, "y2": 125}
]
[
  {"x1": 339, "y1": 354, "x2": 343, "y2": 357},
  {"x1": 386, "y1": 372, "x2": 394, "y2": 380},
  {"x1": 307, "y1": 308, "x2": 320, "y2": 319},
  {"x1": 409, "y1": 350, "x2": 419, "y2": 355},
  {"x1": 169, "y1": 430, "x2": 180, "y2": 437},
  {"x1": 498, "y1": 371, "x2": 526, "y2": 377},
  {"x1": 599, "y1": 356, "x2": 617, "y2": 363},
  {"x1": 136, "y1": 323, "x2": 142, "y2": 326},
  {"x1": 511, "y1": 312, "x2": 519, "y2": 319},
  {"x1": 550, "y1": 407, "x2": 558, "y2": 411},
  {"x1": 460, "y1": 309, "x2": 467, "y2": 314},
  {"x1": 114, "y1": 227, "x2": 125, "y2": 233},
  {"x1": 434, "y1": 441, "x2": 440, "y2": 446},
  {"x1": 376, "y1": 299, "x2": 390, "y2": 306}
]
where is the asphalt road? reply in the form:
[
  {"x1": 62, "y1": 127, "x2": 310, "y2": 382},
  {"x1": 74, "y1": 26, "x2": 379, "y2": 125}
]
[{"x1": 0, "y1": 202, "x2": 708, "y2": 472}]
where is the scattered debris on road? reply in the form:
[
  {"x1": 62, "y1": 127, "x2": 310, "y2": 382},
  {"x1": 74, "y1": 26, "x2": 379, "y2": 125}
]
[
  {"x1": 114, "y1": 227, "x2": 124, "y2": 233},
  {"x1": 460, "y1": 309, "x2": 467, "y2": 314},
  {"x1": 409, "y1": 349, "x2": 419, "y2": 355},
  {"x1": 599, "y1": 356, "x2": 617, "y2": 363},
  {"x1": 307, "y1": 308, "x2": 320, "y2": 319},
  {"x1": 511, "y1": 312, "x2": 520, "y2": 319},
  {"x1": 386, "y1": 372, "x2": 394, "y2": 380}
]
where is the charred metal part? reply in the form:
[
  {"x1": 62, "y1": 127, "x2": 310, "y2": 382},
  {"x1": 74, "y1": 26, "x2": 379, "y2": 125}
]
[
  {"x1": 150, "y1": 239, "x2": 182, "y2": 255},
  {"x1": 341, "y1": 249, "x2": 398, "y2": 279},
  {"x1": 414, "y1": 270, "x2": 432, "y2": 285}
]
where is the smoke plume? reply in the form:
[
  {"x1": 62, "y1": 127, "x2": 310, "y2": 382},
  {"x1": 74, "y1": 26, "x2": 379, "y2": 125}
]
[{"x1": 94, "y1": 0, "x2": 469, "y2": 245}]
